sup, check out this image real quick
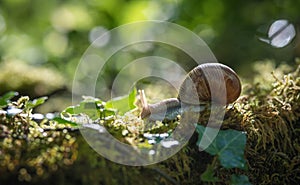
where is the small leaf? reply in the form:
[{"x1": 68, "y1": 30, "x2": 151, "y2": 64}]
[
  {"x1": 25, "y1": 96, "x2": 48, "y2": 110},
  {"x1": 128, "y1": 87, "x2": 137, "y2": 110},
  {"x1": 101, "y1": 108, "x2": 116, "y2": 118},
  {"x1": 105, "y1": 87, "x2": 137, "y2": 115},
  {"x1": 61, "y1": 97, "x2": 111, "y2": 120},
  {"x1": 0, "y1": 91, "x2": 18, "y2": 108},
  {"x1": 201, "y1": 165, "x2": 219, "y2": 182},
  {"x1": 63, "y1": 106, "x2": 76, "y2": 114},
  {"x1": 196, "y1": 125, "x2": 247, "y2": 169},
  {"x1": 63, "y1": 103, "x2": 100, "y2": 120},
  {"x1": 230, "y1": 175, "x2": 251, "y2": 185},
  {"x1": 79, "y1": 101, "x2": 101, "y2": 119},
  {"x1": 53, "y1": 117, "x2": 78, "y2": 126}
]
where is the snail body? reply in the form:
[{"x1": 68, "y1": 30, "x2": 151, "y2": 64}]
[{"x1": 140, "y1": 63, "x2": 241, "y2": 120}]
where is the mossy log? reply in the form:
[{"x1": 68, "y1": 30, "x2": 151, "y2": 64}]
[{"x1": 0, "y1": 60, "x2": 299, "y2": 185}]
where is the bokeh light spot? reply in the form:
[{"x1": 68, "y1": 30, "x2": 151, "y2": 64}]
[
  {"x1": 89, "y1": 26, "x2": 110, "y2": 47},
  {"x1": 43, "y1": 31, "x2": 68, "y2": 57}
]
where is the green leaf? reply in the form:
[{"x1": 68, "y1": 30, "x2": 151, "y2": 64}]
[
  {"x1": 61, "y1": 96, "x2": 114, "y2": 120},
  {"x1": 63, "y1": 106, "x2": 76, "y2": 114},
  {"x1": 105, "y1": 87, "x2": 137, "y2": 115},
  {"x1": 62, "y1": 102, "x2": 100, "y2": 120},
  {"x1": 0, "y1": 91, "x2": 18, "y2": 108},
  {"x1": 201, "y1": 165, "x2": 219, "y2": 182},
  {"x1": 196, "y1": 125, "x2": 247, "y2": 169},
  {"x1": 128, "y1": 87, "x2": 137, "y2": 110},
  {"x1": 230, "y1": 175, "x2": 251, "y2": 185},
  {"x1": 53, "y1": 117, "x2": 78, "y2": 126},
  {"x1": 25, "y1": 96, "x2": 48, "y2": 110}
]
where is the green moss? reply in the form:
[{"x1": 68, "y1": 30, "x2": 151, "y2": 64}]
[
  {"x1": 213, "y1": 59, "x2": 300, "y2": 184},
  {"x1": 0, "y1": 96, "x2": 77, "y2": 183},
  {"x1": 1, "y1": 60, "x2": 300, "y2": 184},
  {"x1": 0, "y1": 60, "x2": 65, "y2": 97}
]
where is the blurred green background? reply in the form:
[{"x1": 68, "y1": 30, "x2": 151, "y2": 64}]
[{"x1": 0, "y1": 0, "x2": 299, "y2": 111}]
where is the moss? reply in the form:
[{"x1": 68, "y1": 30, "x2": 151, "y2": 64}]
[
  {"x1": 1, "y1": 59, "x2": 300, "y2": 184},
  {"x1": 239, "y1": 60, "x2": 300, "y2": 184},
  {"x1": 0, "y1": 96, "x2": 77, "y2": 184},
  {"x1": 135, "y1": 59, "x2": 300, "y2": 184},
  {"x1": 200, "y1": 59, "x2": 300, "y2": 184},
  {"x1": 0, "y1": 60, "x2": 65, "y2": 97}
]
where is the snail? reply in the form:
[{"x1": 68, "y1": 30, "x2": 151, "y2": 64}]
[{"x1": 139, "y1": 63, "x2": 241, "y2": 120}]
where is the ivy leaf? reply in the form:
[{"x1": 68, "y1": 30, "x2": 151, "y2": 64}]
[
  {"x1": 196, "y1": 125, "x2": 247, "y2": 169},
  {"x1": 105, "y1": 87, "x2": 137, "y2": 115},
  {"x1": 230, "y1": 174, "x2": 251, "y2": 185},
  {"x1": 201, "y1": 164, "x2": 219, "y2": 182},
  {"x1": 0, "y1": 91, "x2": 19, "y2": 108}
]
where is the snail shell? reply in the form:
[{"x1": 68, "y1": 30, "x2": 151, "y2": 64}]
[
  {"x1": 178, "y1": 63, "x2": 241, "y2": 105},
  {"x1": 140, "y1": 63, "x2": 241, "y2": 119}
]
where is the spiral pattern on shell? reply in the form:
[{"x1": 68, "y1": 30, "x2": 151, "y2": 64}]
[{"x1": 178, "y1": 63, "x2": 241, "y2": 105}]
